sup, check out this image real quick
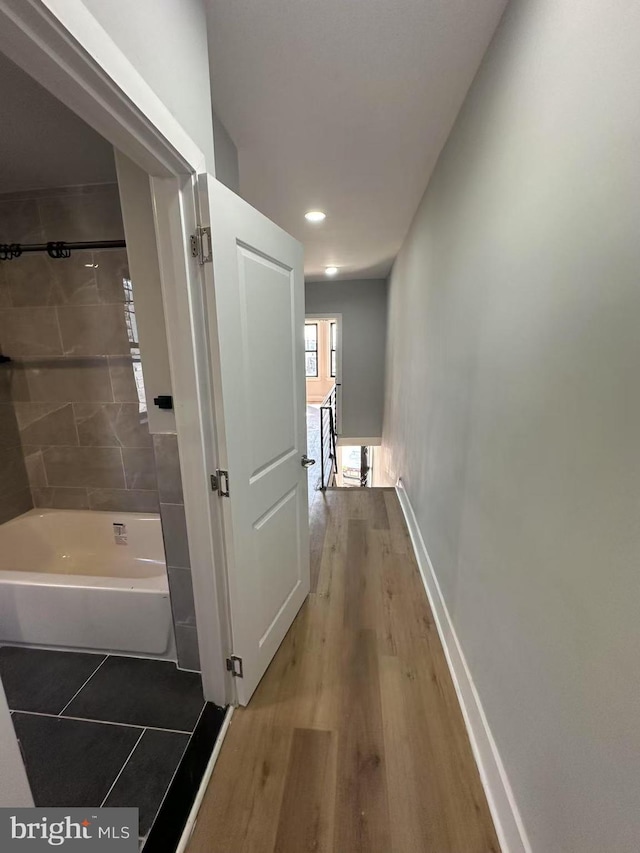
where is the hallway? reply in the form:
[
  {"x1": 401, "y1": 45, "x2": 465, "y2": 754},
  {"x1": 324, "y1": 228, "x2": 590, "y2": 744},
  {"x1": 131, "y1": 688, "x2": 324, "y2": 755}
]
[{"x1": 187, "y1": 489, "x2": 499, "y2": 853}]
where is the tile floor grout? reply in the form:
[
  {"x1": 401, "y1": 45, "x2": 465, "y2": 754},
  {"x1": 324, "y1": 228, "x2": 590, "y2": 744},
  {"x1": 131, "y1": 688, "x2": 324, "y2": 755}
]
[
  {"x1": 57, "y1": 653, "x2": 109, "y2": 716},
  {"x1": 3, "y1": 645, "x2": 218, "y2": 849},
  {"x1": 0, "y1": 645, "x2": 225, "y2": 850},
  {"x1": 11, "y1": 709, "x2": 197, "y2": 736},
  {"x1": 100, "y1": 727, "x2": 146, "y2": 808},
  {"x1": 141, "y1": 720, "x2": 196, "y2": 838}
]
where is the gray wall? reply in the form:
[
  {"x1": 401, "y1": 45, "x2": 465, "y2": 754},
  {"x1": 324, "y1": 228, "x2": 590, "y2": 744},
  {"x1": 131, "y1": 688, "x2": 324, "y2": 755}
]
[
  {"x1": 383, "y1": 1, "x2": 640, "y2": 851},
  {"x1": 212, "y1": 112, "x2": 240, "y2": 195},
  {"x1": 306, "y1": 278, "x2": 387, "y2": 440},
  {"x1": 81, "y1": 0, "x2": 215, "y2": 170}
]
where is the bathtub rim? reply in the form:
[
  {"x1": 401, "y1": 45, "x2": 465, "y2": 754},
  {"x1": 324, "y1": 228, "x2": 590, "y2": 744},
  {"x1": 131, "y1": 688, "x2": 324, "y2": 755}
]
[
  {"x1": 0, "y1": 507, "x2": 168, "y2": 590},
  {"x1": 0, "y1": 570, "x2": 168, "y2": 593}
]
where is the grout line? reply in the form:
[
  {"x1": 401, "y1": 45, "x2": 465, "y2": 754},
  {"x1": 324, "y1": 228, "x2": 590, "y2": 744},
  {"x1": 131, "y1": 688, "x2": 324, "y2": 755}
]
[
  {"x1": 53, "y1": 305, "x2": 65, "y2": 358},
  {"x1": 58, "y1": 654, "x2": 108, "y2": 716},
  {"x1": 189, "y1": 700, "x2": 208, "y2": 736},
  {"x1": 13, "y1": 709, "x2": 192, "y2": 736},
  {"x1": 70, "y1": 402, "x2": 81, "y2": 447},
  {"x1": 118, "y1": 445, "x2": 127, "y2": 490},
  {"x1": 106, "y1": 356, "x2": 117, "y2": 405},
  {"x1": 143, "y1": 702, "x2": 208, "y2": 841},
  {"x1": 100, "y1": 728, "x2": 146, "y2": 807}
]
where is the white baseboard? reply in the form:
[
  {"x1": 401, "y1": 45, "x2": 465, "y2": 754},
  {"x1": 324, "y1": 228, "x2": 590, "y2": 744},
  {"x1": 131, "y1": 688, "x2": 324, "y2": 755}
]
[
  {"x1": 395, "y1": 480, "x2": 531, "y2": 853},
  {"x1": 175, "y1": 705, "x2": 234, "y2": 853}
]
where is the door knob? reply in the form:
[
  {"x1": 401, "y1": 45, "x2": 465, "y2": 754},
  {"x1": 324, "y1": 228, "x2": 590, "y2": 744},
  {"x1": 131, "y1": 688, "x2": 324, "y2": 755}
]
[{"x1": 301, "y1": 455, "x2": 316, "y2": 468}]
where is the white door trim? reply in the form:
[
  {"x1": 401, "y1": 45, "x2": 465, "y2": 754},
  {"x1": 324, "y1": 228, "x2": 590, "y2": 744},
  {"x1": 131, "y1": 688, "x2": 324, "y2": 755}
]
[
  {"x1": 0, "y1": 0, "x2": 230, "y2": 704},
  {"x1": 0, "y1": 0, "x2": 204, "y2": 177},
  {"x1": 150, "y1": 176, "x2": 231, "y2": 703}
]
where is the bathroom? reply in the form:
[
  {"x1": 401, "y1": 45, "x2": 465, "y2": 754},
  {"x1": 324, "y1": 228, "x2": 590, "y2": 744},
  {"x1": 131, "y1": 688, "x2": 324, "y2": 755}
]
[{"x1": 0, "y1": 52, "x2": 223, "y2": 849}]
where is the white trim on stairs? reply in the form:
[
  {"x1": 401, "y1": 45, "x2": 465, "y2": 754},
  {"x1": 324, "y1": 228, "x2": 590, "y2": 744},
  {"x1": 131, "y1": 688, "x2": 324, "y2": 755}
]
[{"x1": 395, "y1": 479, "x2": 531, "y2": 853}]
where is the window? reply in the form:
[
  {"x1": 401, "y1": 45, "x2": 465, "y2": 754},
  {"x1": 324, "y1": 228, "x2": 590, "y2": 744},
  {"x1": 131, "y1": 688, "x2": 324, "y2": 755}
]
[
  {"x1": 122, "y1": 276, "x2": 147, "y2": 414},
  {"x1": 305, "y1": 323, "x2": 318, "y2": 377},
  {"x1": 330, "y1": 321, "x2": 337, "y2": 378}
]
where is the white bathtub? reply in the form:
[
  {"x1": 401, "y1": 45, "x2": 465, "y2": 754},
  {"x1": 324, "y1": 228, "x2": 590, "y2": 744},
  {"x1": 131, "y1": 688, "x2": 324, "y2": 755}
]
[{"x1": 0, "y1": 509, "x2": 175, "y2": 659}]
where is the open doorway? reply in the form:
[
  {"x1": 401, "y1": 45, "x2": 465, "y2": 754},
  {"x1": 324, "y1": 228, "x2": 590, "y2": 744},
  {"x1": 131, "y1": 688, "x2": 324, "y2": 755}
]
[
  {"x1": 0, "y1": 49, "x2": 224, "y2": 850},
  {"x1": 305, "y1": 315, "x2": 341, "y2": 500},
  {"x1": 1, "y1": 1, "x2": 313, "y2": 841},
  {"x1": 336, "y1": 444, "x2": 373, "y2": 487}
]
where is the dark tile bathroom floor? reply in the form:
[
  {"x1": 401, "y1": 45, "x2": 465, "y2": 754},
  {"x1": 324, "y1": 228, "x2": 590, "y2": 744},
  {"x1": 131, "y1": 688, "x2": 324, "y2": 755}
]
[{"x1": 0, "y1": 646, "x2": 225, "y2": 849}]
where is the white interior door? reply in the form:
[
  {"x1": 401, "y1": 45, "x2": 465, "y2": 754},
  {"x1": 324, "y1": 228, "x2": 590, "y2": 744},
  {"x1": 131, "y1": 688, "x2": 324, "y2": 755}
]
[{"x1": 198, "y1": 176, "x2": 311, "y2": 704}]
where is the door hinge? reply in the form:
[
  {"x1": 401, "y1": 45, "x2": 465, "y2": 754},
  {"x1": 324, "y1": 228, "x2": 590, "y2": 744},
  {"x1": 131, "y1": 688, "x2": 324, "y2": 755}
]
[
  {"x1": 211, "y1": 469, "x2": 230, "y2": 497},
  {"x1": 226, "y1": 655, "x2": 243, "y2": 678},
  {"x1": 190, "y1": 225, "x2": 212, "y2": 265}
]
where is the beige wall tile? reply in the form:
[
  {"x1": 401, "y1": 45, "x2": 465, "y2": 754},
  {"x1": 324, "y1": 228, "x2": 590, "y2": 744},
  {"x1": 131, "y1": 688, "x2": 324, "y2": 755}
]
[
  {"x1": 15, "y1": 402, "x2": 78, "y2": 446},
  {"x1": 74, "y1": 402, "x2": 151, "y2": 448},
  {"x1": 3, "y1": 365, "x2": 31, "y2": 403},
  {"x1": 87, "y1": 488, "x2": 159, "y2": 513},
  {"x1": 58, "y1": 304, "x2": 130, "y2": 357},
  {"x1": 122, "y1": 447, "x2": 157, "y2": 490},
  {"x1": 0, "y1": 264, "x2": 11, "y2": 308},
  {"x1": 24, "y1": 449, "x2": 47, "y2": 488},
  {"x1": 3, "y1": 255, "x2": 55, "y2": 307},
  {"x1": 0, "y1": 186, "x2": 163, "y2": 521},
  {"x1": 43, "y1": 446, "x2": 125, "y2": 489},
  {"x1": 52, "y1": 253, "x2": 100, "y2": 306},
  {"x1": 0, "y1": 488, "x2": 32, "y2": 524},
  {"x1": 0, "y1": 307, "x2": 63, "y2": 357},
  {"x1": 24, "y1": 360, "x2": 113, "y2": 403},
  {"x1": 95, "y1": 250, "x2": 129, "y2": 304},
  {"x1": 32, "y1": 487, "x2": 89, "y2": 510},
  {"x1": 0, "y1": 402, "x2": 21, "y2": 448},
  {"x1": 108, "y1": 357, "x2": 140, "y2": 403},
  {"x1": 2, "y1": 252, "x2": 130, "y2": 309},
  {"x1": 0, "y1": 445, "x2": 30, "y2": 499}
]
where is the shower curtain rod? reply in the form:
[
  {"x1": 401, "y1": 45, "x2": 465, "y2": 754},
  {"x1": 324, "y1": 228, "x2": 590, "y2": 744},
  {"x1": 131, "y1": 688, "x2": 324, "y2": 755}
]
[{"x1": 0, "y1": 239, "x2": 126, "y2": 261}]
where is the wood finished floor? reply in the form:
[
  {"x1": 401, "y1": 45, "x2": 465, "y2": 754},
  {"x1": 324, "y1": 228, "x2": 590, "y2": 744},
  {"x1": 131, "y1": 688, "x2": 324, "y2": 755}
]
[{"x1": 188, "y1": 488, "x2": 500, "y2": 853}]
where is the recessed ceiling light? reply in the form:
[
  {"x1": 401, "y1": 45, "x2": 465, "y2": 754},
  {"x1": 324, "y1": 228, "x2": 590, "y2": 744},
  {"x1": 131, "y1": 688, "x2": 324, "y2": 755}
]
[
  {"x1": 305, "y1": 210, "x2": 326, "y2": 223},
  {"x1": 325, "y1": 266, "x2": 338, "y2": 276}
]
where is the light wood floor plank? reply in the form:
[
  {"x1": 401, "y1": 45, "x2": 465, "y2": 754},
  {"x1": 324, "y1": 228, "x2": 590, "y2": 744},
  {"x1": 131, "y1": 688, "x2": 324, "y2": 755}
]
[
  {"x1": 187, "y1": 488, "x2": 499, "y2": 853},
  {"x1": 273, "y1": 728, "x2": 335, "y2": 853}
]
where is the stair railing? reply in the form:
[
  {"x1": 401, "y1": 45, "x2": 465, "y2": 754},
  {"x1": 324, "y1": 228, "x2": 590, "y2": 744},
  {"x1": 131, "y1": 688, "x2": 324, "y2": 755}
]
[{"x1": 319, "y1": 384, "x2": 338, "y2": 489}]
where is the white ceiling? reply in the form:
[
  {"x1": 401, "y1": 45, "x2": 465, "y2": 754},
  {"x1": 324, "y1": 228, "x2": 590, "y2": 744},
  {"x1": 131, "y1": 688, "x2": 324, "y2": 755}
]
[
  {"x1": 0, "y1": 53, "x2": 116, "y2": 194},
  {"x1": 207, "y1": 0, "x2": 508, "y2": 280}
]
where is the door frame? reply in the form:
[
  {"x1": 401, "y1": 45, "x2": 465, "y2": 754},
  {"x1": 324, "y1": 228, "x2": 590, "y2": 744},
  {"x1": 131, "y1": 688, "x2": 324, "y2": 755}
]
[
  {"x1": 305, "y1": 312, "x2": 343, "y2": 435},
  {"x1": 0, "y1": 0, "x2": 232, "y2": 705}
]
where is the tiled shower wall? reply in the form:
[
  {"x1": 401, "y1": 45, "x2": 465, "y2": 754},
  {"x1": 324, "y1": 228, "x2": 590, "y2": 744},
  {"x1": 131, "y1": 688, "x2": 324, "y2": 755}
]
[
  {"x1": 0, "y1": 369, "x2": 31, "y2": 524},
  {"x1": 0, "y1": 185, "x2": 200, "y2": 670},
  {"x1": 0, "y1": 185, "x2": 159, "y2": 512}
]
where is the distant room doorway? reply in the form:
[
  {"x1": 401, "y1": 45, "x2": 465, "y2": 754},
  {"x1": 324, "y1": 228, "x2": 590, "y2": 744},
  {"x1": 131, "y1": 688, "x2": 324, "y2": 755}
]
[{"x1": 305, "y1": 316, "x2": 340, "y2": 501}]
